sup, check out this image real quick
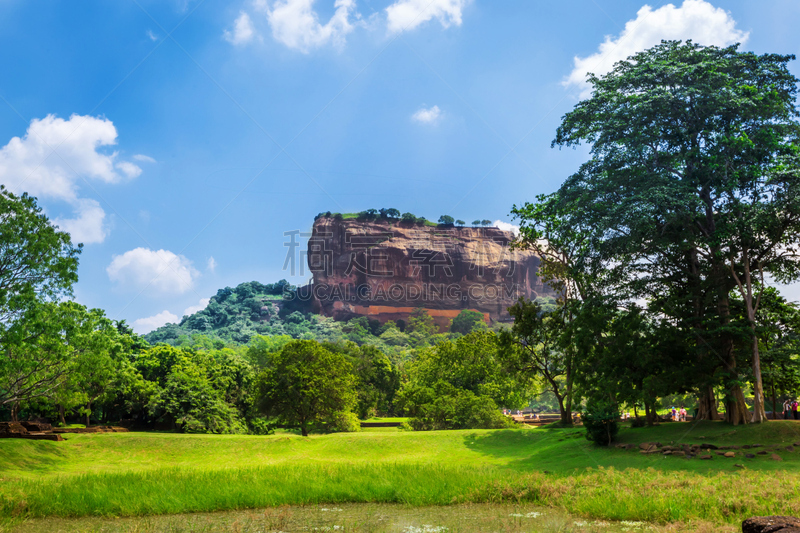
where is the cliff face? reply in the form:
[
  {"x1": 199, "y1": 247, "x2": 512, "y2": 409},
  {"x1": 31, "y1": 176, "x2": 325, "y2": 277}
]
[{"x1": 307, "y1": 217, "x2": 554, "y2": 329}]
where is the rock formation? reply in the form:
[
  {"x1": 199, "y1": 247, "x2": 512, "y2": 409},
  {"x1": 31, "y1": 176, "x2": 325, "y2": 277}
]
[{"x1": 305, "y1": 216, "x2": 555, "y2": 329}]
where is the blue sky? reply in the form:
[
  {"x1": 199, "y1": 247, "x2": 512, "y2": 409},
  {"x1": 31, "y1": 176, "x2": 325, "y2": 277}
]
[{"x1": 1, "y1": 0, "x2": 798, "y2": 333}]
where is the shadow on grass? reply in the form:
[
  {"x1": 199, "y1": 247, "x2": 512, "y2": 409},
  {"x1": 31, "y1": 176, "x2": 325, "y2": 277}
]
[{"x1": 0, "y1": 440, "x2": 70, "y2": 474}]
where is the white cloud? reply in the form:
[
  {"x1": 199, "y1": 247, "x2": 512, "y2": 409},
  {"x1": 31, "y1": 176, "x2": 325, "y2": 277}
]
[
  {"x1": 261, "y1": 0, "x2": 359, "y2": 52},
  {"x1": 133, "y1": 154, "x2": 156, "y2": 163},
  {"x1": 106, "y1": 248, "x2": 199, "y2": 295},
  {"x1": 0, "y1": 114, "x2": 141, "y2": 244},
  {"x1": 54, "y1": 199, "x2": 108, "y2": 245},
  {"x1": 207, "y1": 256, "x2": 217, "y2": 273},
  {"x1": 146, "y1": 30, "x2": 158, "y2": 41},
  {"x1": 183, "y1": 298, "x2": 210, "y2": 316},
  {"x1": 224, "y1": 11, "x2": 257, "y2": 45},
  {"x1": 565, "y1": 0, "x2": 749, "y2": 98},
  {"x1": 132, "y1": 310, "x2": 179, "y2": 335},
  {"x1": 411, "y1": 105, "x2": 442, "y2": 124},
  {"x1": 493, "y1": 220, "x2": 519, "y2": 236},
  {"x1": 386, "y1": 0, "x2": 467, "y2": 33}
]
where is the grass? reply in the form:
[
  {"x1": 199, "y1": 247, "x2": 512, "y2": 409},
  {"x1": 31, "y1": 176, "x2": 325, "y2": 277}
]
[{"x1": 2, "y1": 420, "x2": 800, "y2": 529}]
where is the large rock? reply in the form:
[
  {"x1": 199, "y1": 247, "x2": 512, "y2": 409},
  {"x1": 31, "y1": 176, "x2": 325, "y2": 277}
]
[
  {"x1": 306, "y1": 217, "x2": 554, "y2": 328},
  {"x1": 0, "y1": 422, "x2": 28, "y2": 435},
  {"x1": 20, "y1": 421, "x2": 52, "y2": 432},
  {"x1": 742, "y1": 516, "x2": 800, "y2": 533}
]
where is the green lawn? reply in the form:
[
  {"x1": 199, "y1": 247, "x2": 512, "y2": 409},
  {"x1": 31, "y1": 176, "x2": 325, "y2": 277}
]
[{"x1": 2, "y1": 421, "x2": 800, "y2": 528}]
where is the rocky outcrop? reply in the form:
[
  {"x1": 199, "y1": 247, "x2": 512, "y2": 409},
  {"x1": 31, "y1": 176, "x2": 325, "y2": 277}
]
[{"x1": 306, "y1": 217, "x2": 554, "y2": 328}]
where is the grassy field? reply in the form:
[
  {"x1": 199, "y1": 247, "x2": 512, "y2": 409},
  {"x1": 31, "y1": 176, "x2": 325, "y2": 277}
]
[{"x1": 2, "y1": 420, "x2": 800, "y2": 530}]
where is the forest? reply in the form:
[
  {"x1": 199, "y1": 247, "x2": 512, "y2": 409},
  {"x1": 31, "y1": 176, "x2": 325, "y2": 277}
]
[{"x1": 4, "y1": 42, "x2": 800, "y2": 438}]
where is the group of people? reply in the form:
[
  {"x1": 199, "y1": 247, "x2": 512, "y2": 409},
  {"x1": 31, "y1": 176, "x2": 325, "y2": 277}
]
[
  {"x1": 670, "y1": 406, "x2": 688, "y2": 421},
  {"x1": 782, "y1": 399, "x2": 799, "y2": 420}
]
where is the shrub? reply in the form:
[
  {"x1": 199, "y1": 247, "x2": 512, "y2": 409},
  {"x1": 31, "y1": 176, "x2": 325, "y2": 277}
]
[
  {"x1": 582, "y1": 399, "x2": 620, "y2": 446},
  {"x1": 630, "y1": 416, "x2": 646, "y2": 428}
]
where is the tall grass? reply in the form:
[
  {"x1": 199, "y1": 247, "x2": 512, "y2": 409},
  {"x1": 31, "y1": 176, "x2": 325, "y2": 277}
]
[
  {"x1": 3, "y1": 462, "x2": 800, "y2": 527},
  {"x1": 472, "y1": 467, "x2": 800, "y2": 525},
  {"x1": 0, "y1": 463, "x2": 511, "y2": 519}
]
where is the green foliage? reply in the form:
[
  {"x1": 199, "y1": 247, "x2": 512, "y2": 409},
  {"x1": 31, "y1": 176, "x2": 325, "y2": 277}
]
[
  {"x1": 450, "y1": 310, "x2": 486, "y2": 335},
  {"x1": 438, "y1": 215, "x2": 454, "y2": 226},
  {"x1": 582, "y1": 399, "x2": 620, "y2": 446},
  {"x1": 398, "y1": 331, "x2": 524, "y2": 430},
  {"x1": 455, "y1": 219, "x2": 465, "y2": 227},
  {"x1": 0, "y1": 187, "x2": 80, "y2": 323},
  {"x1": 255, "y1": 340, "x2": 358, "y2": 436},
  {"x1": 406, "y1": 307, "x2": 437, "y2": 336}
]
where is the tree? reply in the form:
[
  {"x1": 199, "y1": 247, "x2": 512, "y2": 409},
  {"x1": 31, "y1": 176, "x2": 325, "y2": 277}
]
[
  {"x1": 472, "y1": 220, "x2": 481, "y2": 226},
  {"x1": 401, "y1": 212, "x2": 416, "y2": 222},
  {"x1": 481, "y1": 220, "x2": 491, "y2": 227},
  {"x1": 450, "y1": 310, "x2": 485, "y2": 335},
  {"x1": 0, "y1": 187, "x2": 80, "y2": 323},
  {"x1": 438, "y1": 215, "x2": 454, "y2": 226},
  {"x1": 406, "y1": 308, "x2": 437, "y2": 337},
  {"x1": 255, "y1": 340, "x2": 357, "y2": 436},
  {"x1": 532, "y1": 41, "x2": 800, "y2": 425},
  {"x1": 498, "y1": 298, "x2": 576, "y2": 426},
  {"x1": 0, "y1": 301, "x2": 101, "y2": 418},
  {"x1": 455, "y1": 219, "x2": 465, "y2": 227},
  {"x1": 396, "y1": 331, "x2": 522, "y2": 430},
  {"x1": 380, "y1": 208, "x2": 400, "y2": 219}
]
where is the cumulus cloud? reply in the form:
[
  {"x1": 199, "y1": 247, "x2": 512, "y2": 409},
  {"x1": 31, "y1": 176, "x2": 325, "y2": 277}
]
[
  {"x1": 411, "y1": 105, "x2": 442, "y2": 124},
  {"x1": 224, "y1": 11, "x2": 257, "y2": 45},
  {"x1": 54, "y1": 199, "x2": 108, "y2": 245},
  {"x1": 0, "y1": 114, "x2": 145, "y2": 244},
  {"x1": 386, "y1": 0, "x2": 467, "y2": 33},
  {"x1": 107, "y1": 248, "x2": 199, "y2": 295},
  {"x1": 493, "y1": 220, "x2": 519, "y2": 236},
  {"x1": 259, "y1": 0, "x2": 359, "y2": 52},
  {"x1": 565, "y1": 0, "x2": 749, "y2": 98},
  {"x1": 132, "y1": 310, "x2": 179, "y2": 335},
  {"x1": 207, "y1": 256, "x2": 217, "y2": 273},
  {"x1": 183, "y1": 298, "x2": 210, "y2": 316}
]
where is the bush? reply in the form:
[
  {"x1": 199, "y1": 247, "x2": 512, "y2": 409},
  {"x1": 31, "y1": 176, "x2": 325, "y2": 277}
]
[
  {"x1": 630, "y1": 416, "x2": 646, "y2": 428},
  {"x1": 582, "y1": 399, "x2": 620, "y2": 446}
]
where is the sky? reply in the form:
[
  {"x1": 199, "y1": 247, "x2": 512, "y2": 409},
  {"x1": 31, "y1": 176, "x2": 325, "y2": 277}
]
[{"x1": 1, "y1": 0, "x2": 799, "y2": 333}]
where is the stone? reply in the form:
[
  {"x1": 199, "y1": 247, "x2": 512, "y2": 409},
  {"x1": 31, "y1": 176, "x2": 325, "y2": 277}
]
[
  {"x1": 772, "y1": 454, "x2": 783, "y2": 461},
  {"x1": 743, "y1": 445, "x2": 752, "y2": 449},
  {"x1": 786, "y1": 446, "x2": 795, "y2": 452},
  {"x1": 716, "y1": 451, "x2": 726, "y2": 456},
  {"x1": 746, "y1": 454, "x2": 756, "y2": 459},
  {"x1": 20, "y1": 421, "x2": 52, "y2": 432},
  {"x1": 742, "y1": 516, "x2": 800, "y2": 533},
  {"x1": 734, "y1": 464, "x2": 745, "y2": 468},
  {"x1": 724, "y1": 452, "x2": 736, "y2": 458},
  {"x1": 758, "y1": 451, "x2": 769, "y2": 455},
  {"x1": 704, "y1": 443, "x2": 719, "y2": 450},
  {"x1": 308, "y1": 217, "x2": 555, "y2": 328},
  {"x1": 0, "y1": 422, "x2": 28, "y2": 435},
  {"x1": 699, "y1": 454, "x2": 713, "y2": 460}
]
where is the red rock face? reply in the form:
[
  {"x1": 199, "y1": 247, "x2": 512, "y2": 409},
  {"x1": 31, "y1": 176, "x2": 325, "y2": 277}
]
[{"x1": 306, "y1": 217, "x2": 554, "y2": 327}]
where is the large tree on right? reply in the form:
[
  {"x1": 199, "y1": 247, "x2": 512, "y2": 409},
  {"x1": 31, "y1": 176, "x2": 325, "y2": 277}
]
[{"x1": 532, "y1": 41, "x2": 800, "y2": 424}]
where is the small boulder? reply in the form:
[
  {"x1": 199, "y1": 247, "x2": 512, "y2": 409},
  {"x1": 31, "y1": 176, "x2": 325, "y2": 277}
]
[
  {"x1": 786, "y1": 446, "x2": 795, "y2": 452},
  {"x1": 746, "y1": 454, "x2": 756, "y2": 459},
  {"x1": 758, "y1": 451, "x2": 769, "y2": 455},
  {"x1": 724, "y1": 451, "x2": 736, "y2": 458},
  {"x1": 772, "y1": 454, "x2": 783, "y2": 461},
  {"x1": 0, "y1": 422, "x2": 28, "y2": 435},
  {"x1": 742, "y1": 516, "x2": 800, "y2": 533},
  {"x1": 734, "y1": 463, "x2": 745, "y2": 468},
  {"x1": 699, "y1": 454, "x2": 713, "y2": 460}
]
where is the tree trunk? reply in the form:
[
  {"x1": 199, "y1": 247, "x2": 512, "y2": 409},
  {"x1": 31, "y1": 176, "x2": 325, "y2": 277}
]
[
  {"x1": 726, "y1": 385, "x2": 750, "y2": 425},
  {"x1": 59, "y1": 404, "x2": 66, "y2": 427},
  {"x1": 750, "y1": 328, "x2": 767, "y2": 423},
  {"x1": 772, "y1": 381, "x2": 777, "y2": 420},
  {"x1": 85, "y1": 402, "x2": 91, "y2": 427},
  {"x1": 10, "y1": 402, "x2": 18, "y2": 422},
  {"x1": 696, "y1": 386, "x2": 718, "y2": 421},
  {"x1": 644, "y1": 401, "x2": 657, "y2": 426}
]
